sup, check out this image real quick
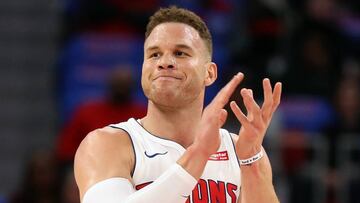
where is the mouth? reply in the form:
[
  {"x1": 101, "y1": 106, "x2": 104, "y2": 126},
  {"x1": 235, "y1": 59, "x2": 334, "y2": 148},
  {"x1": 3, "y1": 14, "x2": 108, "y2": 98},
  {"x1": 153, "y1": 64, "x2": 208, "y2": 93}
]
[{"x1": 153, "y1": 75, "x2": 182, "y2": 81}]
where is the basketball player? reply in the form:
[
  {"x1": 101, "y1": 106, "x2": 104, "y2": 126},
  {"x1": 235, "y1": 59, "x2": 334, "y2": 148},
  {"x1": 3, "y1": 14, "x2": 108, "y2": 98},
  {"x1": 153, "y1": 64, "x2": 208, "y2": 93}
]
[{"x1": 75, "y1": 6, "x2": 281, "y2": 203}]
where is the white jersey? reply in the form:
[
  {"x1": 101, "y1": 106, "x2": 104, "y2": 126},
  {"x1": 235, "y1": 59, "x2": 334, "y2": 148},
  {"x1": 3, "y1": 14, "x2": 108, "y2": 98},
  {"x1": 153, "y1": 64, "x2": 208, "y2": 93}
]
[{"x1": 110, "y1": 118, "x2": 241, "y2": 203}]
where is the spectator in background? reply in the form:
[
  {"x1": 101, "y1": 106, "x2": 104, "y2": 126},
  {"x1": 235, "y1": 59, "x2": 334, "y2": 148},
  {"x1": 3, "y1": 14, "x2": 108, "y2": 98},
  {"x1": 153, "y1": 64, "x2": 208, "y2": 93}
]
[
  {"x1": 323, "y1": 64, "x2": 360, "y2": 203},
  {"x1": 10, "y1": 151, "x2": 60, "y2": 203},
  {"x1": 325, "y1": 61, "x2": 360, "y2": 170},
  {"x1": 284, "y1": 27, "x2": 341, "y2": 99},
  {"x1": 56, "y1": 68, "x2": 146, "y2": 164},
  {"x1": 331, "y1": 73, "x2": 360, "y2": 134},
  {"x1": 284, "y1": 0, "x2": 344, "y2": 99}
]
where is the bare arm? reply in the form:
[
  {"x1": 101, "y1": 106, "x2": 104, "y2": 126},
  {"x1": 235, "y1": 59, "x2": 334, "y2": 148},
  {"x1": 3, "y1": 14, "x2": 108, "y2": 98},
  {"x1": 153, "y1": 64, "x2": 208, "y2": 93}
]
[
  {"x1": 239, "y1": 149, "x2": 278, "y2": 203},
  {"x1": 74, "y1": 127, "x2": 135, "y2": 199},
  {"x1": 232, "y1": 134, "x2": 277, "y2": 203}
]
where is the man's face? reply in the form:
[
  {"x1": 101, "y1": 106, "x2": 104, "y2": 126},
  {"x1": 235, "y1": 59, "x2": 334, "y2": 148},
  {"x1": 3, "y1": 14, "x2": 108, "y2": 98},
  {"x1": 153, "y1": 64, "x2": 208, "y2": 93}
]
[{"x1": 142, "y1": 22, "x2": 212, "y2": 108}]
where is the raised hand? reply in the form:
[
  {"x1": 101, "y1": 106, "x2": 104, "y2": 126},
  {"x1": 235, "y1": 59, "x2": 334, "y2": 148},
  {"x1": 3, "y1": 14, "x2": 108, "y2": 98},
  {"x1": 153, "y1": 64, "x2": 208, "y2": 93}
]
[
  {"x1": 230, "y1": 78, "x2": 282, "y2": 159},
  {"x1": 193, "y1": 72, "x2": 244, "y2": 157}
]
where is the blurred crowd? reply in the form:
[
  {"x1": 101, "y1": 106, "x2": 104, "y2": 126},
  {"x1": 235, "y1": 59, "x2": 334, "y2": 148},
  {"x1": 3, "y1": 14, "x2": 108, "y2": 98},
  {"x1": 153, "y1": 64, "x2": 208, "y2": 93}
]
[{"x1": 4, "y1": 0, "x2": 359, "y2": 203}]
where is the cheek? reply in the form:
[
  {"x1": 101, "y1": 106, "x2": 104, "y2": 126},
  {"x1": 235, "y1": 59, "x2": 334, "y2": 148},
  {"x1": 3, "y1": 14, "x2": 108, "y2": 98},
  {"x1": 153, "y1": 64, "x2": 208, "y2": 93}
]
[
  {"x1": 141, "y1": 63, "x2": 152, "y2": 91},
  {"x1": 141, "y1": 62, "x2": 153, "y2": 79},
  {"x1": 182, "y1": 62, "x2": 206, "y2": 91},
  {"x1": 187, "y1": 60, "x2": 206, "y2": 82}
]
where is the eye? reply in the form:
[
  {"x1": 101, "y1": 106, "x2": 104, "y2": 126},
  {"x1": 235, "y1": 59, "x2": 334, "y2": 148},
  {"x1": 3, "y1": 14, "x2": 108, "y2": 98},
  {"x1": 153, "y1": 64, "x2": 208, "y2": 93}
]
[
  {"x1": 149, "y1": 52, "x2": 160, "y2": 58},
  {"x1": 174, "y1": 51, "x2": 187, "y2": 57}
]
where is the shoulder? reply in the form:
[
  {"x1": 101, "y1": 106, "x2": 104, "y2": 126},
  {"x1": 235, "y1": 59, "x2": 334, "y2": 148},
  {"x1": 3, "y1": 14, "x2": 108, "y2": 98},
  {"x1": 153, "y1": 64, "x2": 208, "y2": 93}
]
[
  {"x1": 74, "y1": 126, "x2": 134, "y2": 198},
  {"x1": 75, "y1": 127, "x2": 133, "y2": 163},
  {"x1": 77, "y1": 126, "x2": 132, "y2": 152}
]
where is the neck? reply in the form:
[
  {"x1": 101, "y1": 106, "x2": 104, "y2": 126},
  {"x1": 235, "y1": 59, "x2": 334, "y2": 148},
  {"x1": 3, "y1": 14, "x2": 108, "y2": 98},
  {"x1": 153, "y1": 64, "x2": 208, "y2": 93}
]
[{"x1": 141, "y1": 98, "x2": 204, "y2": 148}]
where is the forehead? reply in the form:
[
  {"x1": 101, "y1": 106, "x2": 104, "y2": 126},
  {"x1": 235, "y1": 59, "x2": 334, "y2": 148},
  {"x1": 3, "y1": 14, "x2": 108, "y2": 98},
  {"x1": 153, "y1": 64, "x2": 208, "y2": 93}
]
[{"x1": 144, "y1": 22, "x2": 206, "y2": 51}]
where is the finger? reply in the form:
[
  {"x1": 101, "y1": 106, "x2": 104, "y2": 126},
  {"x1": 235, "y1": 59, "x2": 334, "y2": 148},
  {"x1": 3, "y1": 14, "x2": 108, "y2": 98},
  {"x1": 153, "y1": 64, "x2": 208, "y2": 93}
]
[
  {"x1": 248, "y1": 89, "x2": 262, "y2": 122},
  {"x1": 210, "y1": 72, "x2": 244, "y2": 109},
  {"x1": 241, "y1": 88, "x2": 261, "y2": 122},
  {"x1": 261, "y1": 78, "x2": 274, "y2": 119},
  {"x1": 218, "y1": 109, "x2": 228, "y2": 127},
  {"x1": 230, "y1": 101, "x2": 251, "y2": 128},
  {"x1": 271, "y1": 82, "x2": 282, "y2": 113},
  {"x1": 244, "y1": 89, "x2": 253, "y2": 120}
]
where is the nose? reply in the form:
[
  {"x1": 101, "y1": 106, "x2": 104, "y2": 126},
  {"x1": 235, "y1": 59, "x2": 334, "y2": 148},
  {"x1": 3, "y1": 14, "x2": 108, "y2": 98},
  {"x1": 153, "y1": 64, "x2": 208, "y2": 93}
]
[{"x1": 158, "y1": 54, "x2": 175, "y2": 69}]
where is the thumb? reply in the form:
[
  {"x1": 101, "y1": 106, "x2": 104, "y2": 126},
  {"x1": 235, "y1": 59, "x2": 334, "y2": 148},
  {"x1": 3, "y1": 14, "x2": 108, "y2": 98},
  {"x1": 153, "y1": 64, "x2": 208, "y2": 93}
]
[{"x1": 218, "y1": 109, "x2": 228, "y2": 127}]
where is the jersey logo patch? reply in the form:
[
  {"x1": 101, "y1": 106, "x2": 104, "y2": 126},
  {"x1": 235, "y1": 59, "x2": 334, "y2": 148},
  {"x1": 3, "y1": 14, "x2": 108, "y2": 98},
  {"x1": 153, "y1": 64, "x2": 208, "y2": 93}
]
[
  {"x1": 144, "y1": 151, "x2": 168, "y2": 158},
  {"x1": 209, "y1": 151, "x2": 229, "y2": 161}
]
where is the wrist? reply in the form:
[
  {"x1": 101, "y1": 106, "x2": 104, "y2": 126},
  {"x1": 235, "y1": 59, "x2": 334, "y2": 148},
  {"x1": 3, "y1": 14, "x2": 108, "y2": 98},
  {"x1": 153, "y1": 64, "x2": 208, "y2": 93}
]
[
  {"x1": 236, "y1": 145, "x2": 262, "y2": 160},
  {"x1": 189, "y1": 142, "x2": 212, "y2": 159},
  {"x1": 177, "y1": 144, "x2": 210, "y2": 180},
  {"x1": 239, "y1": 148, "x2": 264, "y2": 166}
]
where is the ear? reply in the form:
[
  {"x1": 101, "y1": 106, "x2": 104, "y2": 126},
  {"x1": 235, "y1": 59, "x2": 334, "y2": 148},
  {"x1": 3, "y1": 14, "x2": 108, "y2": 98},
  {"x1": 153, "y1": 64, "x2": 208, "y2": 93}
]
[{"x1": 204, "y1": 62, "x2": 217, "y2": 86}]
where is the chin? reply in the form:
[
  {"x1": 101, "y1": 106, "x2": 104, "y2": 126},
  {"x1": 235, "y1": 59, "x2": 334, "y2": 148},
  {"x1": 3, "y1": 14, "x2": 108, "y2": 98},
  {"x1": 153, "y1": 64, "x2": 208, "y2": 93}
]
[
  {"x1": 144, "y1": 92, "x2": 177, "y2": 108},
  {"x1": 143, "y1": 84, "x2": 202, "y2": 108},
  {"x1": 152, "y1": 90, "x2": 180, "y2": 105}
]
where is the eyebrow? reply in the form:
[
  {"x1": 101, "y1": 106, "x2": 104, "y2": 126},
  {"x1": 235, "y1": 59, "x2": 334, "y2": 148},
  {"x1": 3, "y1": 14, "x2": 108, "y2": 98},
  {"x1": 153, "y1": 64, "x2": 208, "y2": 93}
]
[
  {"x1": 145, "y1": 44, "x2": 194, "y2": 52},
  {"x1": 146, "y1": 46, "x2": 159, "y2": 52},
  {"x1": 174, "y1": 44, "x2": 193, "y2": 51}
]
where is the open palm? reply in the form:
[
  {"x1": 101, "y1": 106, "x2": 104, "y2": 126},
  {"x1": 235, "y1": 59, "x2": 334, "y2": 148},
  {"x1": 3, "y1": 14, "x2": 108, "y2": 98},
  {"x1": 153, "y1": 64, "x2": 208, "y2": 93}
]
[{"x1": 230, "y1": 79, "x2": 282, "y2": 159}]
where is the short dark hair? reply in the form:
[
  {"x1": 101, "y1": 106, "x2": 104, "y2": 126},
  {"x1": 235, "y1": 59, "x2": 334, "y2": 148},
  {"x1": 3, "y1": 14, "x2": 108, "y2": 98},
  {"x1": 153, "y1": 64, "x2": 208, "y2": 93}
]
[{"x1": 145, "y1": 6, "x2": 213, "y2": 58}]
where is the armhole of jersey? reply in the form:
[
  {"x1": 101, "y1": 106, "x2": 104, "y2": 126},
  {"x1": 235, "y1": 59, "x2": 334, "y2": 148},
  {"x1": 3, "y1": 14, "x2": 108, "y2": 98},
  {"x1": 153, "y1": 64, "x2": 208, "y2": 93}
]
[
  {"x1": 226, "y1": 131, "x2": 241, "y2": 168},
  {"x1": 109, "y1": 125, "x2": 137, "y2": 178}
]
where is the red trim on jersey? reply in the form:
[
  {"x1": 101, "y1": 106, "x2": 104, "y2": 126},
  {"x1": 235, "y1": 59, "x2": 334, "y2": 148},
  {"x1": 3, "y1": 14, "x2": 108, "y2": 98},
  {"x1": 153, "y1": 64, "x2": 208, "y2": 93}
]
[{"x1": 135, "y1": 181, "x2": 153, "y2": 190}]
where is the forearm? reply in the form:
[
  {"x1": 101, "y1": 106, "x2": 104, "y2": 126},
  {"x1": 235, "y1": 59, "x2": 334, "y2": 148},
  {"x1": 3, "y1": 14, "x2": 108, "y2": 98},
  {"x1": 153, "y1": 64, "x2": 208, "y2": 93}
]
[
  {"x1": 240, "y1": 152, "x2": 279, "y2": 203},
  {"x1": 130, "y1": 145, "x2": 209, "y2": 202},
  {"x1": 82, "y1": 144, "x2": 210, "y2": 203},
  {"x1": 82, "y1": 164, "x2": 196, "y2": 203}
]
